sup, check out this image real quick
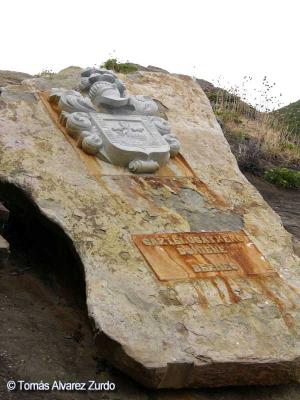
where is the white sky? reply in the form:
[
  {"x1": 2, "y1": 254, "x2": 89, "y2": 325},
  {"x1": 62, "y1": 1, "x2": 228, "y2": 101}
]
[{"x1": 1, "y1": 0, "x2": 299, "y2": 108}]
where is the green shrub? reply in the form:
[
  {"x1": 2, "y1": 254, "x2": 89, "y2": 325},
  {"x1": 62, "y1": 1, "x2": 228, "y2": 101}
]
[
  {"x1": 215, "y1": 110, "x2": 242, "y2": 124},
  {"x1": 207, "y1": 92, "x2": 218, "y2": 103},
  {"x1": 233, "y1": 116, "x2": 243, "y2": 124},
  {"x1": 264, "y1": 167, "x2": 300, "y2": 189},
  {"x1": 280, "y1": 141, "x2": 296, "y2": 150},
  {"x1": 101, "y1": 58, "x2": 138, "y2": 74},
  {"x1": 235, "y1": 131, "x2": 247, "y2": 141}
]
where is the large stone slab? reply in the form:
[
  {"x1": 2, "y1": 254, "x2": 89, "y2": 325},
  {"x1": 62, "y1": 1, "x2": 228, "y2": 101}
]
[{"x1": 0, "y1": 69, "x2": 299, "y2": 388}]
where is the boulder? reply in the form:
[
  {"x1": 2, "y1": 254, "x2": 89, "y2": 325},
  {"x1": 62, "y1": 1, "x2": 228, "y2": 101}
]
[{"x1": 0, "y1": 69, "x2": 299, "y2": 388}]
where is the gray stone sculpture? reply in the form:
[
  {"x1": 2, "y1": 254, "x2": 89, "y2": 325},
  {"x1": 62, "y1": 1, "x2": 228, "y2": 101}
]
[{"x1": 49, "y1": 68, "x2": 180, "y2": 173}]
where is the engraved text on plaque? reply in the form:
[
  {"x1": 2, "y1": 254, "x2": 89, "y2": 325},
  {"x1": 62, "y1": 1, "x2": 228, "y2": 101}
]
[{"x1": 132, "y1": 230, "x2": 274, "y2": 282}]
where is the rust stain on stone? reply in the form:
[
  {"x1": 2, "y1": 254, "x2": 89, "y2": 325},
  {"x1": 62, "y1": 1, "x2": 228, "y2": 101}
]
[
  {"x1": 218, "y1": 276, "x2": 240, "y2": 304},
  {"x1": 210, "y1": 277, "x2": 227, "y2": 303},
  {"x1": 129, "y1": 176, "x2": 227, "y2": 210},
  {"x1": 132, "y1": 230, "x2": 300, "y2": 328},
  {"x1": 194, "y1": 285, "x2": 209, "y2": 308},
  {"x1": 39, "y1": 91, "x2": 103, "y2": 181}
]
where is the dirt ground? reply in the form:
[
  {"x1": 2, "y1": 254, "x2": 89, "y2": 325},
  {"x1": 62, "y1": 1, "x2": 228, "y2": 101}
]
[
  {"x1": 245, "y1": 173, "x2": 300, "y2": 240},
  {"x1": 0, "y1": 175, "x2": 300, "y2": 400}
]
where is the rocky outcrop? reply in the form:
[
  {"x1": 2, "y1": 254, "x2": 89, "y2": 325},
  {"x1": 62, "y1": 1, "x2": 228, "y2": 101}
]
[
  {"x1": 0, "y1": 70, "x2": 33, "y2": 89},
  {"x1": 0, "y1": 67, "x2": 299, "y2": 388},
  {"x1": 126, "y1": 63, "x2": 170, "y2": 73}
]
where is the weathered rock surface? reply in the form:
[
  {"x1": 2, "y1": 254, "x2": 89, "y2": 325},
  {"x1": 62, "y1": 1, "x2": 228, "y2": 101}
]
[
  {"x1": 0, "y1": 70, "x2": 33, "y2": 88},
  {"x1": 126, "y1": 63, "x2": 170, "y2": 73},
  {"x1": 0, "y1": 67, "x2": 300, "y2": 388},
  {"x1": 2, "y1": 219, "x2": 300, "y2": 400}
]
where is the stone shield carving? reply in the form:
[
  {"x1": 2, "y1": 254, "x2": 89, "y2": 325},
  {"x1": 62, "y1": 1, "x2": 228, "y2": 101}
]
[
  {"x1": 49, "y1": 68, "x2": 181, "y2": 173},
  {"x1": 90, "y1": 114, "x2": 170, "y2": 171}
]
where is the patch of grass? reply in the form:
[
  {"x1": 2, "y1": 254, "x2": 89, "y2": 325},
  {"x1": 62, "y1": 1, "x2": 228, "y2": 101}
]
[
  {"x1": 35, "y1": 69, "x2": 55, "y2": 79},
  {"x1": 279, "y1": 141, "x2": 299, "y2": 151},
  {"x1": 231, "y1": 130, "x2": 248, "y2": 141},
  {"x1": 234, "y1": 116, "x2": 243, "y2": 125},
  {"x1": 264, "y1": 168, "x2": 300, "y2": 189},
  {"x1": 215, "y1": 110, "x2": 243, "y2": 124},
  {"x1": 101, "y1": 58, "x2": 138, "y2": 74}
]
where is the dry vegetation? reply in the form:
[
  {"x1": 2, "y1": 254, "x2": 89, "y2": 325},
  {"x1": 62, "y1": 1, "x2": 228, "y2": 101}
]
[
  {"x1": 220, "y1": 111, "x2": 300, "y2": 172},
  {"x1": 201, "y1": 77, "x2": 300, "y2": 187}
]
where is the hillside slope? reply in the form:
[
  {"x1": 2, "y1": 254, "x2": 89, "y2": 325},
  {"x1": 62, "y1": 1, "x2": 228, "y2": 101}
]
[
  {"x1": 273, "y1": 99, "x2": 300, "y2": 135},
  {"x1": 196, "y1": 80, "x2": 300, "y2": 174}
]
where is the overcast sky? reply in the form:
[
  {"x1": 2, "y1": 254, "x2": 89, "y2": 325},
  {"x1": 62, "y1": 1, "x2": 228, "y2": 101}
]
[{"x1": 1, "y1": 0, "x2": 299, "y2": 108}]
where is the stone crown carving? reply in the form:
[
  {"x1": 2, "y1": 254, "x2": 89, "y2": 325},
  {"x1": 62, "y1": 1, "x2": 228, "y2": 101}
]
[{"x1": 49, "y1": 67, "x2": 181, "y2": 173}]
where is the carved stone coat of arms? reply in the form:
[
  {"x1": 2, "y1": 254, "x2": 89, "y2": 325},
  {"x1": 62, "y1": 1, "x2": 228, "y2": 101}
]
[{"x1": 49, "y1": 68, "x2": 180, "y2": 173}]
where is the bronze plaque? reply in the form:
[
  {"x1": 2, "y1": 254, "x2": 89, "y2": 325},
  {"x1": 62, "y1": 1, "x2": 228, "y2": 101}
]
[{"x1": 132, "y1": 230, "x2": 274, "y2": 282}]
